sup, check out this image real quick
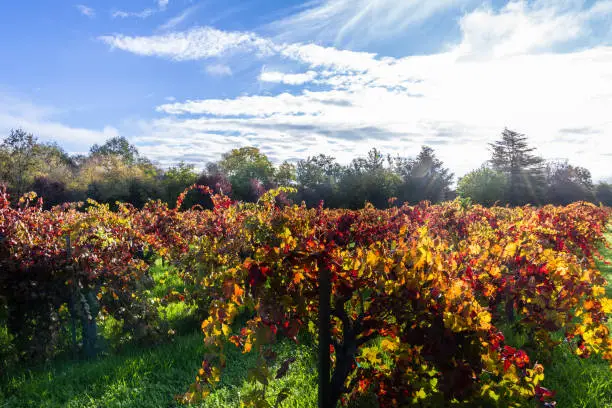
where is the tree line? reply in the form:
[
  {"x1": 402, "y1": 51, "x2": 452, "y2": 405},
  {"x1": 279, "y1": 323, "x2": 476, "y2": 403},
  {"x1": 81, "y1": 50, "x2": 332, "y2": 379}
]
[{"x1": 0, "y1": 127, "x2": 610, "y2": 208}]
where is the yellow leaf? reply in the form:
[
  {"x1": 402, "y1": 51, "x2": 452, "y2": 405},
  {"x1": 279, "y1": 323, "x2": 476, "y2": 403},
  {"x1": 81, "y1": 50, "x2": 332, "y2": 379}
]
[
  {"x1": 381, "y1": 338, "x2": 399, "y2": 352},
  {"x1": 418, "y1": 226, "x2": 428, "y2": 238},
  {"x1": 489, "y1": 266, "x2": 501, "y2": 279},
  {"x1": 447, "y1": 281, "x2": 464, "y2": 300},
  {"x1": 360, "y1": 347, "x2": 382, "y2": 365},
  {"x1": 366, "y1": 251, "x2": 378, "y2": 267},
  {"x1": 469, "y1": 243, "x2": 481, "y2": 255},
  {"x1": 503, "y1": 242, "x2": 518, "y2": 258},
  {"x1": 601, "y1": 299, "x2": 612, "y2": 314},
  {"x1": 478, "y1": 310, "x2": 492, "y2": 330}
]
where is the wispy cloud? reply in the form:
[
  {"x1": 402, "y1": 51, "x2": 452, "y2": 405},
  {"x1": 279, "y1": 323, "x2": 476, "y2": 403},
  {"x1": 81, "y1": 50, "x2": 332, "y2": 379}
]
[
  {"x1": 76, "y1": 4, "x2": 95, "y2": 18},
  {"x1": 269, "y1": 0, "x2": 469, "y2": 47},
  {"x1": 112, "y1": 8, "x2": 157, "y2": 19},
  {"x1": 112, "y1": 0, "x2": 171, "y2": 19},
  {"x1": 158, "y1": 5, "x2": 198, "y2": 31},
  {"x1": 205, "y1": 64, "x2": 233, "y2": 77}
]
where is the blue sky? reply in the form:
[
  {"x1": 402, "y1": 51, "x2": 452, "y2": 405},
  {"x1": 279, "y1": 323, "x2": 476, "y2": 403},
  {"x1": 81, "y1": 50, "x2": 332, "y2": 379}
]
[{"x1": 0, "y1": 0, "x2": 611, "y2": 181}]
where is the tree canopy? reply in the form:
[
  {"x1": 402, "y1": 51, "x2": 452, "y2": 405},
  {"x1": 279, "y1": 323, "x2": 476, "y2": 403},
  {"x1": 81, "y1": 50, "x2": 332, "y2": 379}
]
[
  {"x1": 457, "y1": 166, "x2": 508, "y2": 206},
  {"x1": 90, "y1": 136, "x2": 139, "y2": 164},
  {"x1": 218, "y1": 147, "x2": 275, "y2": 201},
  {"x1": 0, "y1": 127, "x2": 609, "y2": 209}
]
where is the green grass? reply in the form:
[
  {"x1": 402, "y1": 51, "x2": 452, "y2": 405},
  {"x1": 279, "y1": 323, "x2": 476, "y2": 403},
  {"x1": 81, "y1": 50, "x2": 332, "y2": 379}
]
[
  {"x1": 0, "y1": 257, "x2": 318, "y2": 408},
  {"x1": 1, "y1": 230, "x2": 612, "y2": 407},
  {"x1": 0, "y1": 332, "x2": 317, "y2": 408},
  {"x1": 537, "y1": 228, "x2": 612, "y2": 408}
]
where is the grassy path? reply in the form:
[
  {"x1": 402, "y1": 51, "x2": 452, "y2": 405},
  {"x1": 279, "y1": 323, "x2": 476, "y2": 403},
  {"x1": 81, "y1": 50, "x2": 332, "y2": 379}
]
[
  {"x1": 538, "y1": 229, "x2": 612, "y2": 408},
  {"x1": 1, "y1": 231, "x2": 611, "y2": 407}
]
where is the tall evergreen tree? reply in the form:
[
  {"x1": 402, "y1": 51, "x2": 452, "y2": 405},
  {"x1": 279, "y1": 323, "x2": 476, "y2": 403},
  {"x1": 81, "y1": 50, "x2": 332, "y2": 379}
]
[{"x1": 489, "y1": 128, "x2": 544, "y2": 205}]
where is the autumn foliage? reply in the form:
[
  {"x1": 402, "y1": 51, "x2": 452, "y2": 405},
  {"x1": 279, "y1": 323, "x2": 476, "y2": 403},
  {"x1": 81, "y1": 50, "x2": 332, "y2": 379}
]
[{"x1": 1, "y1": 186, "x2": 611, "y2": 407}]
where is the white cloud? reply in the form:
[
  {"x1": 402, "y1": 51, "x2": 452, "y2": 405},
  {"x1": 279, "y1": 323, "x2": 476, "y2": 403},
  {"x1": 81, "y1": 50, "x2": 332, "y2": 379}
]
[
  {"x1": 158, "y1": 0, "x2": 170, "y2": 10},
  {"x1": 102, "y1": 1, "x2": 612, "y2": 181},
  {"x1": 76, "y1": 4, "x2": 95, "y2": 18},
  {"x1": 99, "y1": 27, "x2": 276, "y2": 60},
  {"x1": 0, "y1": 94, "x2": 119, "y2": 150},
  {"x1": 205, "y1": 64, "x2": 233, "y2": 77},
  {"x1": 455, "y1": 0, "x2": 610, "y2": 58},
  {"x1": 259, "y1": 70, "x2": 318, "y2": 85},
  {"x1": 279, "y1": 43, "x2": 382, "y2": 73}
]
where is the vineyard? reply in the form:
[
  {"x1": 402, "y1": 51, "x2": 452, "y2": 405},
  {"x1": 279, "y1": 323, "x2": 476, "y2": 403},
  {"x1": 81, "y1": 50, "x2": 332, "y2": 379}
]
[{"x1": 1, "y1": 187, "x2": 611, "y2": 407}]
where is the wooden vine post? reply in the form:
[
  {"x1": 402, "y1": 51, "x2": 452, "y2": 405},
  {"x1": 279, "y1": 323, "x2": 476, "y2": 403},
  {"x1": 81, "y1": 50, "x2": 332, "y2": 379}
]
[
  {"x1": 318, "y1": 266, "x2": 331, "y2": 408},
  {"x1": 65, "y1": 234, "x2": 78, "y2": 356}
]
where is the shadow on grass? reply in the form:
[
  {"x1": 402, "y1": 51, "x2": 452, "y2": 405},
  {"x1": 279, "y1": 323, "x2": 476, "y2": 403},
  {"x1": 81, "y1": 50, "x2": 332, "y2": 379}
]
[{"x1": 0, "y1": 331, "x2": 319, "y2": 408}]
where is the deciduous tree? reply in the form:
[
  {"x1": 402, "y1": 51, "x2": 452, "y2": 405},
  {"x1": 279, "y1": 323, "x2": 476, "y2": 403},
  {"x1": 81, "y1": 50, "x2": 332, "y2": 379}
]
[
  {"x1": 457, "y1": 166, "x2": 508, "y2": 206},
  {"x1": 544, "y1": 160, "x2": 594, "y2": 205},
  {"x1": 218, "y1": 147, "x2": 275, "y2": 202}
]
